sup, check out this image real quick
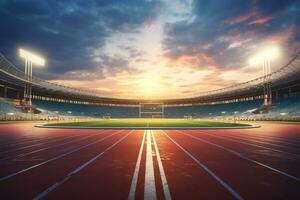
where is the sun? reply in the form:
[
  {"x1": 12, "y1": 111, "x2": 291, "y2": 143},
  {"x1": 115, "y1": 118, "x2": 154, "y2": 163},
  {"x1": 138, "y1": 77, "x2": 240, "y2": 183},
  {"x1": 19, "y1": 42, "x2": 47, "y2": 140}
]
[{"x1": 139, "y1": 74, "x2": 161, "y2": 98}]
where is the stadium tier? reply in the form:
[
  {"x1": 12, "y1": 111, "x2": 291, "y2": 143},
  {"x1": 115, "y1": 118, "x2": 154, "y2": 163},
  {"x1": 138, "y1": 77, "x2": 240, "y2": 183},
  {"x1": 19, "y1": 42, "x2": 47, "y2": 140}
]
[
  {"x1": 0, "y1": 51, "x2": 300, "y2": 121},
  {"x1": 0, "y1": 94, "x2": 300, "y2": 121},
  {"x1": 33, "y1": 100, "x2": 138, "y2": 118}
]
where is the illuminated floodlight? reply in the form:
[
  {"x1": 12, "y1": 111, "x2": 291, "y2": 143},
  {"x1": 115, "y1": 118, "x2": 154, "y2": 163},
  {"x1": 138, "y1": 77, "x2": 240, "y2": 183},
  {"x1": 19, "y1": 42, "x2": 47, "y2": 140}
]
[
  {"x1": 249, "y1": 45, "x2": 280, "y2": 66},
  {"x1": 6, "y1": 112, "x2": 15, "y2": 116},
  {"x1": 19, "y1": 48, "x2": 45, "y2": 66}
]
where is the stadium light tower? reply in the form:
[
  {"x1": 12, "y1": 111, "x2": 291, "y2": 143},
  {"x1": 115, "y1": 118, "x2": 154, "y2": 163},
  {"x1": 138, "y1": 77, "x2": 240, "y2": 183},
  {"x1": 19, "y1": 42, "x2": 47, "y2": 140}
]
[
  {"x1": 19, "y1": 48, "x2": 45, "y2": 110},
  {"x1": 249, "y1": 45, "x2": 280, "y2": 106}
]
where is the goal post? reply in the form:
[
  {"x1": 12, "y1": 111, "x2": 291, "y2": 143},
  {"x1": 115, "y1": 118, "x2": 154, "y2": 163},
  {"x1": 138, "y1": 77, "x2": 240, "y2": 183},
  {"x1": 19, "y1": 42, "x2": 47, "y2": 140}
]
[{"x1": 139, "y1": 103, "x2": 164, "y2": 118}]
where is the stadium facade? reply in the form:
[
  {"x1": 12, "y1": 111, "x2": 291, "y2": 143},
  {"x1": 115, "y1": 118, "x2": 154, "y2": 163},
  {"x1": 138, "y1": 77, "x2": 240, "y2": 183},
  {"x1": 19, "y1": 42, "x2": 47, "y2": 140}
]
[{"x1": 0, "y1": 51, "x2": 300, "y2": 120}]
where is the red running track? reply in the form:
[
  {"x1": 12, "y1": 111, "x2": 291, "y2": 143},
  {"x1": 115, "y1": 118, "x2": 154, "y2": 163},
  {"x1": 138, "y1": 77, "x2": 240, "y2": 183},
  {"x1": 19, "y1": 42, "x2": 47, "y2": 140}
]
[{"x1": 0, "y1": 122, "x2": 300, "y2": 199}]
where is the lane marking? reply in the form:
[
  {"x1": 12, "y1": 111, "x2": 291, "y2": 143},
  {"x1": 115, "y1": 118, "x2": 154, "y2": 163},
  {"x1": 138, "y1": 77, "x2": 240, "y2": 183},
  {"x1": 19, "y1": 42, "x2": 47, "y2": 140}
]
[
  {"x1": 144, "y1": 130, "x2": 157, "y2": 200},
  {"x1": 151, "y1": 130, "x2": 171, "y2": 200},
  {"x1": 33, "y1": 131, "x2": 132, "y2": 200},
  {"x1": 218, "y1": 132, "x2": 299, "y2": 148},
  {"x1": 182, "y1": 132, "x2": 300, "y2": 182},
  {"x1": 128, "y1": 131, "x2": 146, "y2": 200},
  {"x1": 229, "y1": 132, "x2": 300, "y2": 144},
  {"x1": 163, "y1": 131, "x2": 244, "y2": 200},
  {"x1": 0, "y1": 133, "x2": 82, "y2": 149},
  {"x1": 0, "y1": 131, "x2": 122, "y2": 182},
  {"x1": 201, "y1": 132, "x2": 298, "y2": 157},
  {"x1": 0, "y1": 134, "x2": 83, "y2": 156},
  {"x1": 211, "y1": 133, "x2": 300, "y2": 152},
  {"x1": 0, "y1": 134, "x2": 99, "y2": 162}
]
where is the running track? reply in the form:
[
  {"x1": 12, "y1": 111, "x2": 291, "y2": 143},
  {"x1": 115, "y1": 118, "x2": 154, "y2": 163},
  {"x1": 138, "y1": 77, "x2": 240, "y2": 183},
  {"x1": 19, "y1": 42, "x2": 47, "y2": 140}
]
[{"x1": 0, "y1": 122, "x2": 299, "y2": 199}]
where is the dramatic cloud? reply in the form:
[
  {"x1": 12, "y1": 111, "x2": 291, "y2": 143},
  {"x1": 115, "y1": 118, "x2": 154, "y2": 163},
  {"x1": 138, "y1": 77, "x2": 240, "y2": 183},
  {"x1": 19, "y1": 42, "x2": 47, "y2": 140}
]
[
  {"x1": 0, "y1": 0, "x2": 161, "y2": 76},
  {"x1": 0, "y1": 0, "x2": 300, "y2": 98},
  {"x1": 163, "y1": 0, "x2": 300, "y2": 69}
]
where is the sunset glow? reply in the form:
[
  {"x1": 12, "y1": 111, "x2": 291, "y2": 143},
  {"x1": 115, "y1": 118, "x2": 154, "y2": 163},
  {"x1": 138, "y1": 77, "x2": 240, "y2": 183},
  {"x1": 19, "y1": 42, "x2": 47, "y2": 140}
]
[{"x1": 0, "y1": 0, "x2": 299, "y2": 99}]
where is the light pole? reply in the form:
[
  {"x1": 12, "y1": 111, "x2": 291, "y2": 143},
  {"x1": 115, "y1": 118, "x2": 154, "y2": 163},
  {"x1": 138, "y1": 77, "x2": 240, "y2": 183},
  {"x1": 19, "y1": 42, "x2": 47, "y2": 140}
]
[
  {"x1": 249, "y1": 46, "x2": 279, "y2": 107},
  {"x1": 19, "y1": 49, "x2": 45, "y2": 111}
]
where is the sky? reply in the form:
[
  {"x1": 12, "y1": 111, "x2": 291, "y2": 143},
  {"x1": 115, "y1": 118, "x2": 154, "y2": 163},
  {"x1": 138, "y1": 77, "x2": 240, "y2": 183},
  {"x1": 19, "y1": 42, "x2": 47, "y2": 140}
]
[{"x1": 0, "y1": 0, "x2": 300, "y2": 99}]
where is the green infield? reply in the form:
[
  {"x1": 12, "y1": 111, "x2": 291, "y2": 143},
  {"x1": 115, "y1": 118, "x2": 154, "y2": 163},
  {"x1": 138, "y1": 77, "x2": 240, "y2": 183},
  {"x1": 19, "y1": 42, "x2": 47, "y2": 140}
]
[{"x1": 43, "y1": 119, "x2": 252, "y2": 128}]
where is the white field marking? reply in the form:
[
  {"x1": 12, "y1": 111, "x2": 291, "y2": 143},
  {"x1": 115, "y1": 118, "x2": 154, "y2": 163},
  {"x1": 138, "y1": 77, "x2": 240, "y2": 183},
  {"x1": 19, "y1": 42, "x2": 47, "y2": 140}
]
[
  {"x1": 0, "y1": 134, "x2": 99, "y2": 162},
  {"x1": 144, "y1": 130, "x2": 157, "y2": 200},
  {"x1": 233, "y1": 132, "x2": 300, "y2": 144},
  {"x1": 182, "y1": 132, "x2": 300, "y2": 182},
  {"x1": 0, "y1": 133, "x2": 83, "y2": 149},
  {"x1": 151, "y1": 130, "x2": 171, "y2": 200},
  {"x1": 128, "y1": 131, "x2": 146, "y2": 200},
  {"x1": 163, "y1": 131, "x2": 244, "y2": 200},
  {"x1": 33, "y1": 131, "x2": 132, "y2": 200},
  {"x1": 0, "y1": 131, "x2": 122, "y2": 182},
  {"x1": 212, "y1": 133, "x2": 300, "y2": 151},
  {"x1": 201, "y1": 132, "x2": 299, "y2": 157},
  {"x1": 0, "y1": 134, "x2": 83, "y2": 156}
]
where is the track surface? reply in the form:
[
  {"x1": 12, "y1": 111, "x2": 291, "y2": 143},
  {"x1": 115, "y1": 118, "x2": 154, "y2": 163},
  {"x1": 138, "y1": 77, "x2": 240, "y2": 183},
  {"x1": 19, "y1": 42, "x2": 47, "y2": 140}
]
[{"x1": 0, "y1": 122, "x2": 299, "y2": 199}]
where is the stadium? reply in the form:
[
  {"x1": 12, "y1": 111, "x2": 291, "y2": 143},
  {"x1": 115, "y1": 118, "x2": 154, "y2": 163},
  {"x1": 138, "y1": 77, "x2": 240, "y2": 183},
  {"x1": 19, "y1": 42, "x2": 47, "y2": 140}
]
[
  {"x1": 1, "y1": 1, "x2": 300, "y2": 200},
  {"x1": 1, "y1": 50, "x2": 300, "y2": 122}
]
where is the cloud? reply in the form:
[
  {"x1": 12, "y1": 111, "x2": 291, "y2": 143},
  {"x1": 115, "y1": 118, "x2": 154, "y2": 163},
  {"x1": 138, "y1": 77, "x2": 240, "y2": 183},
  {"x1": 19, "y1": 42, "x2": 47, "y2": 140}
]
[
  {"x1": 162, "y1": 0, "x2": 300, "y2": 71},
  {"x1": 1, "y1": 0, "x2": 300, "y2": 98},
  {"x1": 0, "y1": 0, "x2": 162, "y2": 79}
]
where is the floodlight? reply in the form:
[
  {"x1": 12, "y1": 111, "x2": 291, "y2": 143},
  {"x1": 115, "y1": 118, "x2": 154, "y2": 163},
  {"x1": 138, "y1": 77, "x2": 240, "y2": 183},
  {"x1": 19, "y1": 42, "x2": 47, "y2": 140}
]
[
  {"x1": 19, "y1": 48, "x2": 45, "y2": 66},
  {"x1": 249, "y1": 45, "x2": 280, "y2": 66}
]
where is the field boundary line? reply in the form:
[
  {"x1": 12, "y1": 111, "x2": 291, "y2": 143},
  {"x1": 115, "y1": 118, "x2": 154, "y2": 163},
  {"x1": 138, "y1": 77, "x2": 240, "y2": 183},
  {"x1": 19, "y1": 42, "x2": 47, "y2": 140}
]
[
  {"x1": 0, "y1": 131, "x2": 122, "y2": 182},
  {"x1": 163, "y1": 131, "x2": 244, "y2": 200},
  {"x1": 200, "y1": 132, "x2": 299, "y2": 157},
  {"x1": 144, "y1": 130, "x2": 157, "y2": 200},
  {"x1": 151, "y1": 130, "x2": 171, "y2": 200},
  {"x1": 128, "y1": 131, "x2": 146, "y2": 200},
  {"x1": 33, "y1": 131, "x2": 132, "y2": 200},
  {"x1": 0, "y1": 134, "x2": 100, "y2": 163},
  {"x1": 181, "y1": 132, "x2": 300, "y2": 182},
  {"x1": 35, "y1": 125, "x2": 260, "y2": 130}
]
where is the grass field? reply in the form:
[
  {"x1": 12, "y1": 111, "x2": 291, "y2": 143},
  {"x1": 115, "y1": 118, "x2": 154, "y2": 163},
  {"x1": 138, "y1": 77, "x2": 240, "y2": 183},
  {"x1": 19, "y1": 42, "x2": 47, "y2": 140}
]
[{"x1": 45, "y1": 119, "x2": 250, "y2": 128}]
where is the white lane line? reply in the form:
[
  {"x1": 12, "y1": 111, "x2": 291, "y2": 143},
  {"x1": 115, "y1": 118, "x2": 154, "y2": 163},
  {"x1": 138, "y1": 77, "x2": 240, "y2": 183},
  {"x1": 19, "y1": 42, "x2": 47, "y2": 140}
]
[
  {"x1": 0, "y1": 131, "x2": 121, "y2": 182},
  {"x1": 163, "y1": 131, "x2": 244, "y2": 200},
  {"x1": 0, "y1": 134, "x2": 83, "y2": 156},
  {"x1": 128, "y1": 131, "x2": 146, "y2": 200},
  {"x1": 219, "y1": 133, "x2": 300, "y2": 148},
  {"x1": 151, "y1": 130, "x2": 171, "y2": 200},
  {"x1": 182, "y1": 132, "x2": 300, "y2": 182},
  {"x1": 145, "y1": 130, "x2": 157, "y2": 200},
  {"x1": 33, "y1": 131, "x2": 132, "y2": 200},
  {"x1": 0, "y1": 134, "x2": 99, "y2": 162},
  {"x1": 211, "y1": 133, "x2": 300, "y2": 152},
  {"x1": 0, "y1": 133, "x2": 82, "y2": 149},
  {"x1": 201, "y1": 132, "x2": 298, "y2": 156}
]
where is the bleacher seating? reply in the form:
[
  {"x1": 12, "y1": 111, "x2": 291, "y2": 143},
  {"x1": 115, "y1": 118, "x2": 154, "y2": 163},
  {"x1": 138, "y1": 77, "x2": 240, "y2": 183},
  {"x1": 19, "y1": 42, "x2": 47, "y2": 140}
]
[
  {"x1": 165, "y1": 100, "x2": 262, "y2": 118},
  {"x1": 0, "y1": 96, "x2": 299, "y2": 121},
  {"x1": 0, "y1": 98, "x2": 25, "y2": 120},
  {"x1": 33, "y1": 100, "x2": 139, "y2": 118}
]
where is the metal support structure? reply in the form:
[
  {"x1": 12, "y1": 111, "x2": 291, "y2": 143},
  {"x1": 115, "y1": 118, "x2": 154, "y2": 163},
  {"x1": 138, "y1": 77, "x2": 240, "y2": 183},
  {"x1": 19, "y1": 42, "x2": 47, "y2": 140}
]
[
  {"x1": 3, "y1": 86, "x2": 7, "y2": 98},
  {"x1": 263, "y1": 59, "x2": 272, "y2": 106},
  {"x1": 23, "y1": 59, "x2": 33, "y2": 108}
]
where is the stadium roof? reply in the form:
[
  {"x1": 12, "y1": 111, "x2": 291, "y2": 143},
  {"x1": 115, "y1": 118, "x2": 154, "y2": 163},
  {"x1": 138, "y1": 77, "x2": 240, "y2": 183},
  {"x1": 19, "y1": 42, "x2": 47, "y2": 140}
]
[{"x1": 1, "y1": 50, "x2": 300, "y2": 105}]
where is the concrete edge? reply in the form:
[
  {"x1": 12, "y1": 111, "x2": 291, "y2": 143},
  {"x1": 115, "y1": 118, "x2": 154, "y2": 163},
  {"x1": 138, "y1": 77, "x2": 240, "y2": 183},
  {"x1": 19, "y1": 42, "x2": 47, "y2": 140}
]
[{"x1": 35, "y1": 124, "x2": 260, "y2": 130}]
